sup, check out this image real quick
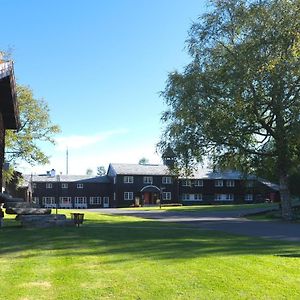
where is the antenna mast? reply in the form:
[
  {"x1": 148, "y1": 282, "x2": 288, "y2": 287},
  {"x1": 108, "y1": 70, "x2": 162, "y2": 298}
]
[{"x1": 66, "y1": 147, "x2": 69, "y2": 175}]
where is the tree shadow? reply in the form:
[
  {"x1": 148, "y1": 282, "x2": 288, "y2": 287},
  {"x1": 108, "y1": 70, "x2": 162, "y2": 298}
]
[{"x1": 0, "y1": 217, "x2": 299, "y2": 262}]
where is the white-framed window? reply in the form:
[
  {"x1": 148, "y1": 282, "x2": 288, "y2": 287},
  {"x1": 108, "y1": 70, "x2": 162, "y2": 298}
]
[
  {"x1": 43, "y1": 197, "x2": 56, "y2": 208},
  {"x1": 215, "y1": 180, "x2": 223, "y2": 187},
  {"x1": 226, "y1": 180, "x2": 235, "y2": 187},
  {"x1": 182, "y1": 194, "x2": 203, "y2": 201},
  {"x1": 77, "y1": 183, "x2": 84, "y2": 189},
  {"x1": 162, "y1": 192, "x2": 171, "y2": 200},
  {"x1": 46, "y1": 183, "x2": 53, "y2": 189},
  {"x1": 61, "y1": 183, "x2": 68, "y2": 189},
  {"x1": 124, "y1": 192, "x2": 134, "y2": 200},
  {"x1": 194, "y1": 179, "x2": 203, "y2": 187},
  {"x1": 193, "y1": 194, "x2": 203, "y2": 201},
  {"x1": 124, "y1": 176, "x2": 134, "y2": 184},
  {"x1": 162, "y1": 176, "x2": 172, "y2": 184},
  {"x1": 32, "y1": 183, "x2": 37, "y2": 189},
  {"x1": 182, "y1": 179, "x2": 191, "y2": 186},
  {"x1": 59, "y1": 197, "x2": 72, "y2": 208},
  {"x1": 182, "y1": 193, "x2": 190, "y2": 201},
  {"x1": 74, "y1": 197, "x2": 87, "y2": 208},
  {"x1": 32, "y1": 197, "x2": 39, "y2": 204},
  {"x1": 245, "y1": 194, "x2": 253, "y2": 201},
  {"x1": 90, "y1": 197, "x2": 101, "y2": 204},
  {"x1": 143, "y1": 176, "x2": 153, "y2": 184},
  {"x1": 215, "y1": 194, "x2": 234, "y2": 201}
]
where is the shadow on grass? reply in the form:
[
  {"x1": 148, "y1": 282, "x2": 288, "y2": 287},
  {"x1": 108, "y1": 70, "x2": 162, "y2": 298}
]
[{"x1": 0, "y1": 217, "x2": 299, "y2": 262}]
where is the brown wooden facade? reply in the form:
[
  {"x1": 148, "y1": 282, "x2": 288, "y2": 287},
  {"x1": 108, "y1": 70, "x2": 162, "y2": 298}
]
[{"x1": 26, "y1": 164, "x2": 280, "y2": 208}]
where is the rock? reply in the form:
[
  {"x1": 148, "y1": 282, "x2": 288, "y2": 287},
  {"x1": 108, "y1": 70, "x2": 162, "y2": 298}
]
[
  {"x1": 4, "y1": 202, "x2": 40, "y2": 208},
  {"x1": 5, "y1": 208, "x2": 51, "y2": 215},
  {"x1": 18, "y1": 214, "x2": 74, "y2": 228}
]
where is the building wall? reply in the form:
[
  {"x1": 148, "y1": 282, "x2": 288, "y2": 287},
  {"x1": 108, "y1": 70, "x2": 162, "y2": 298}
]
[
  {"x1": 30, "y1": 174, "x2": 279, "y2": 208},
  {"x1": 32, "y1": 181, "x2": 112, "y2": 208},
  {"x1": 110, "y1": 174, "x2": 179, "y2": 207}
]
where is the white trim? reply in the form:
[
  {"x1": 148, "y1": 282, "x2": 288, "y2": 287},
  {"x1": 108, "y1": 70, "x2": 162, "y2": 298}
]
[
  {"x1": 215, "y1": 194, "x2": 234, "y2": 201},
  {"x1": 162, "y1": 192, "x2": 171, "y2": 201},
  {"x1": 124, "y1": 176, "x2": 134, "y2": 184},
  {"x1": 59, "y1": 197, "x2": 72, "y2": 208},
  {"x1": 226, "y1": 180, "x2": 235, "y2": 187},
  {"x1": 90, "y1": 197, "x2": 101, "y2": 205},
  {"x1": 124, "y1": 192, "x2": 134, "y2": 201},
  {"x1": 245, "y1": 194, "x2": 253, "y2": 201},
  {"x1": 162, "y1": 177, "x2": 172, "y2": 184},
  {"x1": 215, "y1": 180, "x2": 223, "y2": 187},
  {"x1": 43, "y1": 197, "x2": 56, "y2": 208},
  {"x1": 193, "y1": 179, "x2": 203, "y2": 187},
  {"x1": 143, "y1": 176, "x2": 153, "y2": 184},
  {"x1": 74, "y1": 196, "x2": 87, "y2": 208},
  {"x1": 46, "y1": 183, "x2": 53, "y2": 189}
]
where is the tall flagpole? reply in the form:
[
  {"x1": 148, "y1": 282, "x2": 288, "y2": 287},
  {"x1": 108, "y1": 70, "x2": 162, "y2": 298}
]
[{"x1": 66, "y1": 147, "x2": 69, "y2": 175}]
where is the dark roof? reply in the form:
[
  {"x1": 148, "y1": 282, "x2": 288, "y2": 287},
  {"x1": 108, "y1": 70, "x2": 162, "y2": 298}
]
[
  {"x1": 109, "y1": 163, "x2": 172, "y2": 176},
  {"x1": 23, "y1": 174, "x2": 111, "y2": 184}
]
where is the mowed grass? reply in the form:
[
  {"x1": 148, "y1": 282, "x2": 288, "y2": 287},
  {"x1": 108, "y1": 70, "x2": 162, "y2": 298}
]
[
  {"x1": 121, "y1": 202, "x2": 280, "y2": 212},
  {"x1": 1, "y1": 210, "x2": 300, "y2": 300}
]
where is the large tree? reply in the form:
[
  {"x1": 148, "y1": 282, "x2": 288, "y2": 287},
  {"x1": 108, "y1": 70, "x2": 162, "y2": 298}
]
[
  {"x1": 5, "y1": 85, "x2": 60, "y2": 178},
  {"x1": 159, "y1": 0, "x2": 300, "y2": 220}
]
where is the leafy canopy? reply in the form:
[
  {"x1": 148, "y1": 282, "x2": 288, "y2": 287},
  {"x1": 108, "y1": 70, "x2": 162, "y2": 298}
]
[
  {"x1": 159, "y1": 0, "x2": 300, "y2": 179},
  {"x1": 5, "y1": 85, "x2": 60, "y2": 167}
]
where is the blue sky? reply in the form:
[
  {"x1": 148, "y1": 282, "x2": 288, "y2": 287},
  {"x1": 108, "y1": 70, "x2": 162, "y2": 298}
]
[{"x1": 1, "y1": 0, "x2": 208, "y2": 175}]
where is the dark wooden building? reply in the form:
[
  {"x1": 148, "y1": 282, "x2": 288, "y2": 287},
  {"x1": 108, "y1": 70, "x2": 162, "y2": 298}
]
[
  {"x1": 26, "y1": 164, "x2": 279, "y2": 208},
  {"x1": 26, "y1": 172, "x2": 112, "y2": 209},
  {"x1": 107, "y1": 163, "x2": 179, "y2": 207},
  {"x1": 0, "y1": 59, "x2": 20, "y2": 192}
]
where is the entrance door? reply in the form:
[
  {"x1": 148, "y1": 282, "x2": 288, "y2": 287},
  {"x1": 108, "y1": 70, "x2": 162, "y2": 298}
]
[
  {"x1": 103, "y1": 197, "x2": 109, "y2": 208},
  {"x1": 144, "y1": 192, "x2": 150, "y2": 205}
]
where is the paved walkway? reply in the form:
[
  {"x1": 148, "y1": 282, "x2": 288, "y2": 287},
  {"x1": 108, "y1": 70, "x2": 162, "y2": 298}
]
[{"x1": 88, "y1": 207, "x2": 300, "y2": 242}]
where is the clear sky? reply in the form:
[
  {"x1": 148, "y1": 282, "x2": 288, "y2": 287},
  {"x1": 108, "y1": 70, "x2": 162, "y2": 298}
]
[{"x1": 1, "y1": 0, "x2": 209, "y2": 175}]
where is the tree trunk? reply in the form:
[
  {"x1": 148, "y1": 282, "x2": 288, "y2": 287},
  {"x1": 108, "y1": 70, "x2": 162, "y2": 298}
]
[{"x1": 279, "y1": 174, "x2": 293, "y2": 220}]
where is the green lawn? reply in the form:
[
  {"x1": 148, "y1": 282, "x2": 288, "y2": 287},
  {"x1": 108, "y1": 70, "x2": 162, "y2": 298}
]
[
  {"x1": 121, "y1": 202, "x2": 280, "y2": 212},
  {"x1": 1, "y1": 210, "x2": 300, "y2": 300}
]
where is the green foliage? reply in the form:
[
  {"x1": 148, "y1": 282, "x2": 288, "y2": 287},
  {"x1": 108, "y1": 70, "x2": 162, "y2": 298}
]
[
  {"x1": 138, "y1": 157, "x2": 149, "y2": 165},
  {"x1": 5, "y1": 85, "x2": 60, "y2": 167},
  {"x1": 86, "y1": 168, "x2": 93, "y2": 176},
  {"x1": 159, "y1": 0, "x2": 300, "y2": 218},
  {"x1": 96, "y1": 165, "x2": 106, "y2": 176}
]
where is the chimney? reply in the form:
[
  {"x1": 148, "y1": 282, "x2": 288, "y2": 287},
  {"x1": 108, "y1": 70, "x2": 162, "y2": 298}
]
[{"x1": 50, "y1": 169, "x2": 56, "y2": 177}]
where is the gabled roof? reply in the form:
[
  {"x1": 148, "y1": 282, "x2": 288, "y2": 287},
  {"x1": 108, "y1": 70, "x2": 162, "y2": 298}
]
[{"x1": 108, "y1": 163, "x2": 172, "y2": 176}]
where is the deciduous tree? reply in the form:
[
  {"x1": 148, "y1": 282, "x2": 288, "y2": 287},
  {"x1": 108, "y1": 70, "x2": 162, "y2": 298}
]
[
  {"x1": 159, "y1": 0, "x2": 300, "y2": 220},
  {"x1": 5, "y1": 85, "x2": 60, "y2": 178}
]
